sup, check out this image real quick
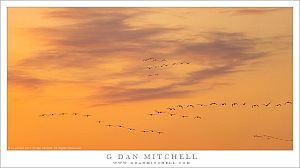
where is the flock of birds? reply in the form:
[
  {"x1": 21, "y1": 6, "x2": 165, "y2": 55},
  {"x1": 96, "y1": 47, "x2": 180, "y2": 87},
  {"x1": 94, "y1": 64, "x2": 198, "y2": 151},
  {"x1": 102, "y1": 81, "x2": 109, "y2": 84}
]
[
  {"x1": 39, "y1": 112, "x2": 165, "y2": 134},
  {"x1": 143, "y1": 57, "x2": 191, "y2": 77},
  {"x1": 147, "y1": 101, "x2": 292, "y2": 119},
  {"x1": 253, "y1": 134, "x2": 293, "y2": 142}
]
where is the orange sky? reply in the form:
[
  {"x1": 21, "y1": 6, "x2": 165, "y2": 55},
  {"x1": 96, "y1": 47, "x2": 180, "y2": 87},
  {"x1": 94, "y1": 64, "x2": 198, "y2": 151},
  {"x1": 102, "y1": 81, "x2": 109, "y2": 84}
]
[{"x1": 8, "y1": 8, "x2": 293, "y2": 150}]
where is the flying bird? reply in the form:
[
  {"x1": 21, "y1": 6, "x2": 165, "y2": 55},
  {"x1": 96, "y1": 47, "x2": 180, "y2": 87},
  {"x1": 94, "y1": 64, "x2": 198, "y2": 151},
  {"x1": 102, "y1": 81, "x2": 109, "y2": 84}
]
[
  {"x1": 48, "y1": 113, "x2": 55, "y2": 116},
  {"x1": 275, "y1": 104, "x2": 282, "y2": 107},
  {"x1": 197, "y1": 104, "x2": 207, "y2": 106},
  {"x1": 168, "y1": 113, "x2": 176, "y2": 116},
  {"x1": 166, "y1": 108, "x2": 175, "y2": 111},
  {"x1": 210, "y1": 103, "x2": 217, "y2": 105},
  {"x1": 252, "y1": 104, "x2": 259, "y2": 108},
  {"x1": 141, "y1": 130, "x2": 149, "y2": 133},
  {"x1": 128, "y1": 128, "x2": 136, "y2": 131},
  {"x1": 221, "y1": 103, "x2": 226, "y2": 106},
  {"x1": 97, "y1": 120, "x2": 104, "y2": 123},
  {"x1": 59, "y1": 113, "x2": 67, "y2": 115},
  {"x1": 177, "y1": 105, "x2": 184, "y2": 109},
  {"x1": 285, "y1": 101, "x2": 292, "y2": 105},
  {"x1": 72, "y1": 113, "x2": 79, "y2": 115},
  {"x1": 148, "y1": 113, "x2": 156, "y2": 116},
  {"x1": 187, "y1": 104, "x2": 194, "y2": 108},
  {"x1": 39, "y1": 114, "x2": 47, "y2": 117},
  {"x1": 194, "y1": 116, "x2": 202, "y2": 119},
  {"x1": 83, "y1": 114, "x2": 92, "y2": 117},
  {"x1": 106, "y1": 124, "x2": 114, "y2": 127},
  {"x1": 242, "y1": 102, "x2": 246, "y2": 105},
  {"x1": 180, "y1": 115, "x2": 189, "y2": 118},
  {"x1": 116, "y1": 125, "x2": 124, "y2": 128},
  {"x1": 263, "y1": 102, "x2": 271, "y2": 106},
  {"x1": 156, "y1": 131, "x2": 164, "y2": 134}
]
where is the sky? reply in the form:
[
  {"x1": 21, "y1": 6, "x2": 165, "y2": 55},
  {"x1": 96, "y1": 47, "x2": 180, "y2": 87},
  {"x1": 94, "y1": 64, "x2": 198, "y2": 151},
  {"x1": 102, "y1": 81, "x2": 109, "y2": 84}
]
[{"x1": 8, "y1": 8, "x2": 293, "y2": 150}]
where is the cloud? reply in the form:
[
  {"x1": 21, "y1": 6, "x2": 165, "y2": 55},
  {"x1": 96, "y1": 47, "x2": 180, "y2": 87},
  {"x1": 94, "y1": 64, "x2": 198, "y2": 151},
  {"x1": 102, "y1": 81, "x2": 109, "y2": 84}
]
[
  {"x1": 8, "y1": 70, "x2": 51, "y2": 89},
  {"x1": 21, "y1": 8, "x2": 179, "y2": 69},
  {"x1": 13, "y1": 8, "x2": 276, "y2": 104},
  {"x1": 221, "y1": 8, "x2": 289, "y2": 15}
]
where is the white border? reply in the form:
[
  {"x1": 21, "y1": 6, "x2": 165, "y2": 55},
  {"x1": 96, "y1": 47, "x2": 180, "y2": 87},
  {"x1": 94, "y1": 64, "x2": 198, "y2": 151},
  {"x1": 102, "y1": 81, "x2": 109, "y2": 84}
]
[{"x1": 1, "y1": 1, "x2": 299, "y2": 167}]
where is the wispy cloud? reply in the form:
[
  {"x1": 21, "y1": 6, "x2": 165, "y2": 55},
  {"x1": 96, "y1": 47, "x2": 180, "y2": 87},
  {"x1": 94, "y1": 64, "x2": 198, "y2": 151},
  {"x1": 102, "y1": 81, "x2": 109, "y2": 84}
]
[{"x1": 11, "y1": 8, "x2": 283, "y2": 103}]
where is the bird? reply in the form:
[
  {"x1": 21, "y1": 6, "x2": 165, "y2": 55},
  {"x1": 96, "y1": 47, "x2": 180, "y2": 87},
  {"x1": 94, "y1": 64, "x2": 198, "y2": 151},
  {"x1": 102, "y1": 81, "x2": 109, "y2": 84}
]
[
  {"x1": 180, "y1": 115, "x2": 189, "y2": 118},
  {"x1": 39, "y1": 114, "x2": 47, "y2": 117},
  {"x1": 263, "y1": 102, "x2": 271, "y2": 106},
  {"x1": 177, "y1": 105, "x2": 184, "y2": 109},
  {"x1": 168, "y1": 113, "x2": 176, "y2": 116},
  {"x1": 156, "y1": 131, "x2": 164, "y2": 134},
  {"x1": 172, "y1": 63, "x2": 177, "y2": 65},
  {"x1": 187, "y1": 104, "x2": 194, "y2": 108},
  {"x1": 275, "y1": 104, "x2": 282, "y2": 107},
  {"x1": 141, "y1": 130, "x2": 149, "y2": 133},
  {"x1": 97, "y1": 120, "x2": 104, "y2": 124},
  {"x1": 185, "y1": 62, "x2": 191, "y2": 64},
  {"x1": 106, "y1": 124, "x2": 114, "y2": 127},
  {"x1": 148, "y1": 113, "x2": 156, "y2": 116},
  {"x1": 149, "y1": 130, "x2": 155, "y2": 133},
  {"x1": 253, "y1": 135, "x2": 263, "y2": 138},
  {"x1": 83, "y1": 114, "x2": 92, "y2": 117},
  {"x1": 116, "y1": 125, "x2": 124, "y2": 128},
  {"x1": 252, "y1": 104, "x2": 259, "y2": 108},
  {"x1": 72, "y1": 113, "x2": 79, "y2": 115},
  {"x1": 242, "y1": 102, "x2": 246, "y2": 105},
  {"x1": 166, "y1": 108, "x2": 175, "y2": 111},
  {"x1": 197, "y1": 104, "x2": 207, "y2": 107},
  {"x1": 232, "y1": 103, "x2": 238, "y2": 107},
  {"x1": 221, "y1": 103, "x2": 226, "y2": 106},
  {"x1": 48, "y1": 113, "x2": 55, "y2": 116},
  {"x1": 194, "y1": 116, "x2": 202, "y2": 119},
  {"x1": 285, "y1": 101, "x2": 292, "y2": 105},
  {"x1": 59, "y1": 113, "x2": 67, "y2": 115},
  {"x1": 210, "y1": 103, "x2": 217, "y2": 105},
  {"x1": 128, "y1": 128, "x2": 136, "y2": 131}
]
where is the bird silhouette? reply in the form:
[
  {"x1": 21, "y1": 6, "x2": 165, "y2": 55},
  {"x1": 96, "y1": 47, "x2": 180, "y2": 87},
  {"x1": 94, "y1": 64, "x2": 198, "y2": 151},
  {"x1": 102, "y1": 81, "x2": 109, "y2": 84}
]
[
  {"x1": 141, "y1": 130, "x2": 149, "y2": 133},
  {"x1": 128, "y1": 128, "x2": 136, "y2": 131},
  {"x1": 148, "y1": 113, "x2": 156, "y2": 116},
  {"x1": 263, "y1": 102, "x2": 271, "y2": 106},
  {"x1": 39, "y1": 114, "x2": 47, "y2": 117},
  {"x1": 285, "y1": 101, "x2": 292, "y2": 105},
  {"x1": 194, "y1": 116, "x2": 202, "y2": 119},
  {"x1": 187, "y1": 104, "x2": 194, "y2": 108},
  {"x1": 275, "y1": 104, "x2": 282, "y2": 107},
  {"x1": 97, "y1": 120, "x2": 104, "y2": 123},
  {"x1": 221, "y1": 103, "x2": 226, "y2": 106},
  {"x1": 177, "y1": 105, "x2": 184, "y2": 109},
  {"x1": 166, "y1": 108, "x2": 175, "y2": 111},
  {"x1": 242, "y1": 102, "x2": 246, "y2": 105},
  {"x1": 83, "y1": 114, "x2": 92, "y2": 117},
  {"x1": 59, "y1": 113, "x2": 67, "y2": 115},
  {"x1": 253, "y1": 135, "x2": 263, "y2": 138},
  {"x1": 180, "y1": 115, "x2": 189, "y2": 118},
  {"x1": 156, "y1": 131, "x2": 164, "y2": 134},
  {"x1": 210, "y1": 103, "x2": 217, "y2": 105},
  {"x1": 172, "y1": 63, "x2": 177, "y2": 65},
  {"x1": 232, "y1": 103, "x2": 238, "y2": 107},
  {"x1": 168, "y1": 113, "x2": 176, "y2": 116},
  {"x1": 252, "y1": 104, "x2": 259, "y2": 108},
  {"x1": 106, "y1": 124, "x2": 114, "y2": 127},
  {"x1": 149, "y1": 130, "x2": 155, "y2": 133},
  {"x1": 116, "y1": 125, "x2": 124, "y2": 128},
  {"x1": 72, "y1": 113, "x2": 79, "y2": 115},
  {"x1": 48, "y1": 113, "x2": 55, "y2": 116},
  {"x1": 197, "y1": 104, "x2": 207, "y2": 106}
]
